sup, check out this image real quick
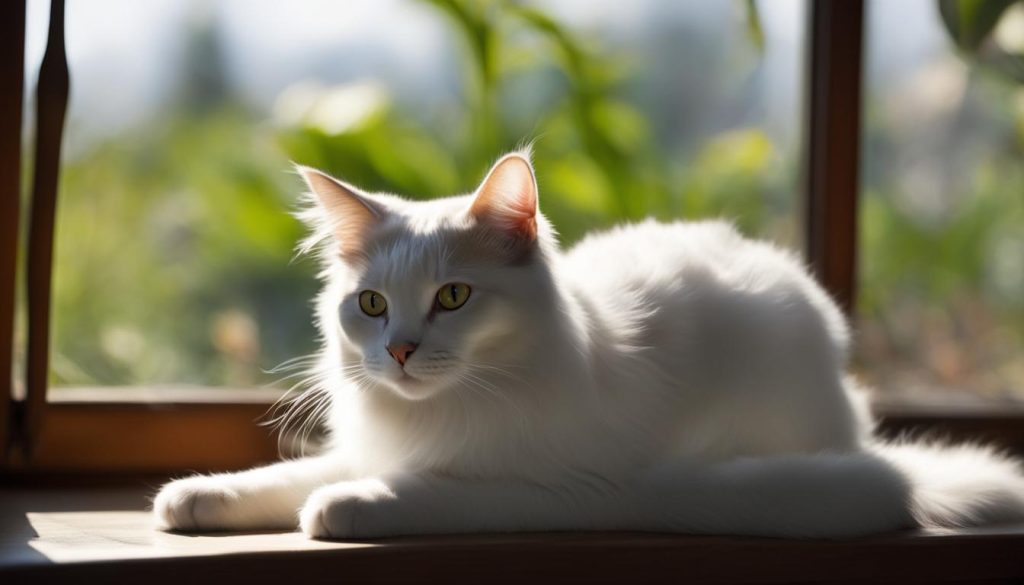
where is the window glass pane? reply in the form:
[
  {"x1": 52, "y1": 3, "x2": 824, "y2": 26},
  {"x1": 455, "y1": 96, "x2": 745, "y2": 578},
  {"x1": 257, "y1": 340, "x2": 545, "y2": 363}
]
[
  {"x1": 858, "y1": 0, "x2": 1024, "y2": 401},
  {"x1": 33, "y1": 0, "x2": 806, "y2": 390}
]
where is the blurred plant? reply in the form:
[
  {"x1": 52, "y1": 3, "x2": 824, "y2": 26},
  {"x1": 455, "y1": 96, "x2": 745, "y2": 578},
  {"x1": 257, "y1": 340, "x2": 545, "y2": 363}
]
[
  {"x1": 851, "y1": 0, "x2": 1024, "y2": 399},
  {"x1": 50, "y1": 110, "x2": 320, "y2": 386},
  {"x1": 47, "y1": 0, "x2": 1023, "y2": 400},
  {"x1": 49, "y1": 0, "x2": 779, "y2": 388},
  {"x1": 939, "y1": 0, "x2": 1024, "y2": 83},
  {"x1": 277, "y1": 0, "x2": 781, "y2": 244}
]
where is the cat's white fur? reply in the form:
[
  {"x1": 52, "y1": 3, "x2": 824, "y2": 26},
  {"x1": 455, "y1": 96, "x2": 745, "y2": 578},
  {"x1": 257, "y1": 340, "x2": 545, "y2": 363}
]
[{"x1": 154, "y1": 152, "x2": 1024, "y2": 538}]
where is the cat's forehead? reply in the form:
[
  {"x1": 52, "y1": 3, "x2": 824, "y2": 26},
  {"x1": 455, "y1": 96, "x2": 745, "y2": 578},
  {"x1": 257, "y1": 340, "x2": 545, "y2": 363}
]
[
  {"x1": 362, "y1": 233, "x2": 456, "y2": 286},
  {"x1": 388, "y1": 193, "x2": 475, "y2": 233},
  {"x1": 357, "y1": 194, "x2": 487, "y2": 286}
]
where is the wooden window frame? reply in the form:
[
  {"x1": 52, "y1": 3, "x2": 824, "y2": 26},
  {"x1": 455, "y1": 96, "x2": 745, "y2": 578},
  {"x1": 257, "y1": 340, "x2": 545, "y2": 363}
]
[
  {"x1": 0, "y1": 0, "x2": 25, "y2": 466},
  {"x1": 1, "y1": 0, "x2": 1021, "y2": 479},
  {"x1": 1, "y1": 0, "x2": 280, "y2": 477}
]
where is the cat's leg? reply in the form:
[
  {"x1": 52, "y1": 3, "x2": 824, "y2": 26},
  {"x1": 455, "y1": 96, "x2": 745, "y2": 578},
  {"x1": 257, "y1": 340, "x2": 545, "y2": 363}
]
[
  {"x1": 299, "y1": 472, "x2": 636, "y2": 539},
  {"x1": 155, "y1": 455, "x2": 350, "y2": 532},
  {"x1": 299, "y1": 453, "x2": 914, "y2": 539}
]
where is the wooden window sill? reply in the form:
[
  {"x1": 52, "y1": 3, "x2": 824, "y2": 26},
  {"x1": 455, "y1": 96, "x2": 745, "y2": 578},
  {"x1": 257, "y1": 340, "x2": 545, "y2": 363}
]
[
  {"x1": 9, "y1": 387, "x2": 1024, "y2": 475},
  {"x1": 2, "y1": 487, "x2": 1024, "y2": 584},
  {"x1": 6, "y1": 387, "x2": 288, "y2": 473}
]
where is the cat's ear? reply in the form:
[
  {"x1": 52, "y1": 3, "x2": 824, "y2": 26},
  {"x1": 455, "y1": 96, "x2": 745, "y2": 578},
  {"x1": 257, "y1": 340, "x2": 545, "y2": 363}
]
[
  {"x1": 470, "y1": 153, "x2": 538, "y2": 242},
  {"x1": 297, "y1": 165, "x2": 384, "y2": 256}
]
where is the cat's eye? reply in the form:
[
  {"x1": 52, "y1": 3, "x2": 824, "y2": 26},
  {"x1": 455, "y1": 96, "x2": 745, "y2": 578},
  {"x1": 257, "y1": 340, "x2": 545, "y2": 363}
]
[
  {"x1": 358, "y1": 290, "x2": 387, "y2": 316},
  {"x1": 437, "y1": 282, "x2": 471, "y2": 310}
]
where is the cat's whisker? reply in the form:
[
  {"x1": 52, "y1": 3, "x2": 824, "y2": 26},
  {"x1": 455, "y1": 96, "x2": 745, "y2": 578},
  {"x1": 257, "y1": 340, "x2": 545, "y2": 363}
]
[
  {"x1": 270, "y1": 390, "x2": 324, "y2": 439},
  {"x1": 471, "y1": 361, "x2": 530, "y2": 372},
  {"x1": 468, "y1": 363, "x2": 531, "y2": 386},
  {"x1": 269, "y1": 360, "x2": 387, "y2": 456},
  {"x1": 455, "y1": 371, "x2": 530, "y2": 432},
  {"x1": 266, "y1": 374, "x2": 335, "y2": 433},
  {"x1": 296, "y1": 393, "x2": 333, "y2": 456},
  {"x1": 267, "y1": 363, "x2": 362, "y2": 416},
  {"x1": 264, "y1": 354, "x2": 322, "y2": 374},
  {"x1": 261, "y1": 376, "x2": 324, "y2": 429}
]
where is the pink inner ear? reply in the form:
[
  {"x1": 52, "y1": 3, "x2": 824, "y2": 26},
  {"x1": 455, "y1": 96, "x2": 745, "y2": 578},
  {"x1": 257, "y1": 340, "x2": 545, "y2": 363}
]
[
  {"x1": 471, "y1": 155, "x2": 538, "y2": 241},
  {"x1": 298, "y1": 166, "x2": 381, "y2": 257}
]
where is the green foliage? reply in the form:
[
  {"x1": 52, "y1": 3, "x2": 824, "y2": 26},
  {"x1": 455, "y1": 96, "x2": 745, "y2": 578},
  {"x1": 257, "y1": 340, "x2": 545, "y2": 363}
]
[
  {"x1": 45, "y1": 1, "x2": 1024, "y2": 399},
  {"x1": 856, "y1": 11, "x2": 1024, "y2": 395},
  {"x1": 939, "y1": 0, "x2": 1018, "y2": 51},
  {"x1": 277, "y1": 0, "x2": 784, "y2": 245},
  {"x1": 51, "y1": 111, "x2": 319, "y2": 386},
  {"x1": 938, "y1": 0, "x2": 1024, "y2": 83}
]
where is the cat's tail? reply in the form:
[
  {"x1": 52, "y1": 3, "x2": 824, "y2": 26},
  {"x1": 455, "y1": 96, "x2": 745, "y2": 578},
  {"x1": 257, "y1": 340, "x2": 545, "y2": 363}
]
[{"x1": 871, "y1": 440, "x2": 1024, "y2": 528}]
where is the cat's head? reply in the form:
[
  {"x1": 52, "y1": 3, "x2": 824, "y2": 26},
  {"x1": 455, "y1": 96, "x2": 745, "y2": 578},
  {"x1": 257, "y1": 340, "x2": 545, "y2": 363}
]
[{"x1": 299, "y1": 152, "x2": 558, "y2": 402}]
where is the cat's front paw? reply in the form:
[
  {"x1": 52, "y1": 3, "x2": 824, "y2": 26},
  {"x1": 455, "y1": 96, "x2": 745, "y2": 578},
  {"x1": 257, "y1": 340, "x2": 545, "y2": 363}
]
[
  {"x1": 153, "y1": 475, "x2": 241, "y2": 532},
  {"x1": 300, "y1": 478, "x2": 402, "y2": 539}
]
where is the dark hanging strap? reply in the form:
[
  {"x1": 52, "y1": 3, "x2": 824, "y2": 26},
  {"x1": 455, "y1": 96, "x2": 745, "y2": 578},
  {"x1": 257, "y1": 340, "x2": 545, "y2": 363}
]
[{"x1": 24, "y1": 0, "x2": 69, "y2": 459}]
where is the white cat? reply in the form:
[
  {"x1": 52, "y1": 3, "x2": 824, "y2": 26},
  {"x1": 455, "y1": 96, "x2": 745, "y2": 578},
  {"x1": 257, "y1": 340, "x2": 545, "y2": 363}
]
[{"x1": 154, "y1": 151, "x2": 1024, "y2": 538}]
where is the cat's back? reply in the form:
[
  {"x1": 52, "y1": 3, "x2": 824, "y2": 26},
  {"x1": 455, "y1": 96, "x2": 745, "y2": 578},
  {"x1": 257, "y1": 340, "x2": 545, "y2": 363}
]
[
  {"x1": 559, "y1": 219, "x2": 859, "y2": 457},
  {"x1": 559, "y1": 218, "x2": 848, "y2": 363},
  {"x1": 561, "y1": 219, "x2": 804, "y2": 299}
]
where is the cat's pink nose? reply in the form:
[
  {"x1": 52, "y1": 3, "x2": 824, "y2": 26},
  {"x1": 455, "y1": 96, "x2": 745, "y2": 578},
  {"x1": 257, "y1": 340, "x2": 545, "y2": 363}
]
[{"x1": 387, "y1": 342, "x2": 418, "y2": 366}]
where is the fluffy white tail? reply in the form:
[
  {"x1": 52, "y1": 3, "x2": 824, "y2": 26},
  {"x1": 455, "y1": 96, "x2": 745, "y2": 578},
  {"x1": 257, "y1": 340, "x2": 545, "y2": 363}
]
[
  {"x1": 641, "y1": 442, "x2": 1024, "y2": 538},
  {"x1": 873, "y1": 441, "x2": 1024, "y2": 528}
]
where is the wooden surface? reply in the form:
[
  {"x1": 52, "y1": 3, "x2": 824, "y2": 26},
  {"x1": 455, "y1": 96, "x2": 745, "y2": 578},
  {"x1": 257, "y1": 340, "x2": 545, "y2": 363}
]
[
  {"x1": 2, "y1": 487, "x2": 1024, "y2": 584},
  {"x1": 5, "y1": 401, "x2": 282, "y2": 473},
  {"x1": 9, "y1": 391, "x2": 1024, "y2": 476},
  {"x1": 5, "y1": 387, "x2": 287, "y2": 474}
]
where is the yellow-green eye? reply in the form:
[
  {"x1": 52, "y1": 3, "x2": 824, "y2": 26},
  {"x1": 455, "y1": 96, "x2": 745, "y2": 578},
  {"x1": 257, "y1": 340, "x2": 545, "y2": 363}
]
[
  {"x1": 437, "y1": 283, "x2": 471, "y2": 310},
  {"x1": 358, "y1": 290, "x2": 387, "y2": 316}
]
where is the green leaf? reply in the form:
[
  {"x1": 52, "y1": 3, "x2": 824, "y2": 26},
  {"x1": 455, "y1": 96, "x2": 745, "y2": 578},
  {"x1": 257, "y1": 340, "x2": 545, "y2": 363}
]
[
  {"x1": 695, "y1": 129, "x2": 773, "y2": 175},
  {"x1": 589, "y1": 100, "x2": 649, "y2": 154},
  {"x1": 544, "y1": 155, "x2": 615, "y2": 215},
  {"x1": 938, "y1": 0, "x2": 1018, "y2": 51},
  {"x1": 744, "y1": 0, "x2": 765, "y2": 54}
]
